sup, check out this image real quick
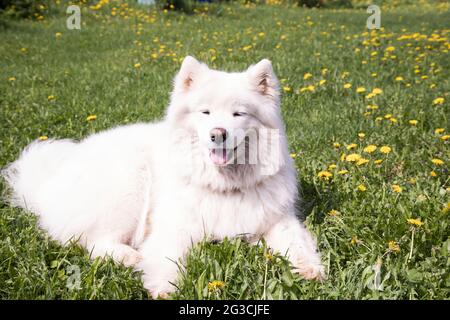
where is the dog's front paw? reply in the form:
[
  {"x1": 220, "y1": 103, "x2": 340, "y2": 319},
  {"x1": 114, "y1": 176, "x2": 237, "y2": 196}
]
[
  {"x1": 293, "y1": 258, "x2": 326, "y2": 281},
  {"x1": 121, "y1": 250, "x2": 143, "y2": 267},
  {"x1": 113, "y1": 246, "x2": 143, "y2": 267},
  {"x1": 143, "y1": 277, "x2": 176, "y2": 299},
  {"x1": 137, "y1": 239, "x2": 182, "y2": 299}
]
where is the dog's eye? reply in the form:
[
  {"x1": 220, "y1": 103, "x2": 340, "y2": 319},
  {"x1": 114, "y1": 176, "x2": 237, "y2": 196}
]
[
  {"x1": 233, "y1": 112, "x2": 246, "y2": 117},
  {"x1": 201, "y1": 110, "x2": 210, "y2": 115}
]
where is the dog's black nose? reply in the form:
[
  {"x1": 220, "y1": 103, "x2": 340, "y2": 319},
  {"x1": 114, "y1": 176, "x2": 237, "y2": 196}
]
[{"x1": 210, "y1": 128, "x2": 227, "y2": 143}]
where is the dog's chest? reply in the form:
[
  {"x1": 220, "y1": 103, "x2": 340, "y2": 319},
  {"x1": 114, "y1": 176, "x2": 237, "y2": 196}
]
[{"x1": 185, "y1": 188, "x2": 273, "y2": 239}]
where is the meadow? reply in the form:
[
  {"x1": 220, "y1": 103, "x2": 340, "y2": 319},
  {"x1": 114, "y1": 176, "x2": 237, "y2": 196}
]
[{"x1": 0, "y1": 0, "x2": 449, "y2": 299}]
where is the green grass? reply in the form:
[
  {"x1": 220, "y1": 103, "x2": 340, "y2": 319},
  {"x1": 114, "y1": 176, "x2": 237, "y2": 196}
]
[{"x1": 0, "y1": 0, "x2": 449, "y2": 299}]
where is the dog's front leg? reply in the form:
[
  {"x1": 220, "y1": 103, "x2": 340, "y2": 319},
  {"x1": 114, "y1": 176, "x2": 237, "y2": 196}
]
[
  {"x1": 263, "y1": 214, "x2": 325, "y2": 280},
  {"x1": 137, "y1": 229, "x2": 195, "y2": 299}
]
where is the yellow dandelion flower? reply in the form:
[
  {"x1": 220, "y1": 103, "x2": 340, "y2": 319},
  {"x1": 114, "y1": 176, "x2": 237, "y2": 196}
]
[
  {"x1": 134, "y1": 63, "x2": 141, "y2": 69},
  {"x1": 86, "y1": 115, "x2": 97, "y2": 121},
  {"x1": 375, "y1": 116, "x2": 383, "y2": 121},
  {"x1": 8, "y1": 76, "x2": 16, "y2": 82},
  {"x1": 319, "y1": 79, "x2": 326, "y2": 86},
  {"x1": 430, "y1": 170, "x2": 437, "y2": 177},
  {"x1": 290, "y1": 153, "x2": 297, "y2": 158},
  {"x1": 392, "y1": 184, "x2": 403, "y2": 193},
  {"x1": 328, "y1": 164, "x2": 337, "y2": 170},
  {"x1": 306, "y1": 85, "x2": 316, "y2": 92},
  {"x1": 208, "y1": 280, "x2": 225, "y2": 292},
  {"x1": 432, "y1": 97, "x2": 444, "y2": 105},
  {"x1": 374, "y1": 159, "x2": 383, "y2": 165},
  {"x1": 47, "y1": 95, "x2": 56, "y2": 101},
  {"x1": 346, "y1": 153, "x2": 361, "y2": 162},
  {"x1": 358, "y1": 133, "x2": 365, "y2": 139},
  {"x1": 441, "y1": 135, "x2": 450, "y2": 141},
  {"x1": 407, "y1": 218, "x2": 423, "y2": 227},
  {"x1": 380, "y1": 146, "x2": 392, "y2": 154},
  {"x1": 343, "y1": 83, "x2": 352, "y2": 89},
  {"x1": 409, "y1": 120, "x2": 418, "y2": 126},
  {"x1": 328, "y1": 209, "x2": 340, "y2": 216},
  {"x1": 333, "y1": 142, "x2": 340, "y2": 148},
  {"x1": 384, "y1": 114, "x2": 392, "y2": 119},
  {"x1": 38, "y1": 136, "x2": 48, "y2": 141},
  {"x1": 318, "y1": 171, "x2": 333, "y2": 180},
  {"x1": 442, "y1": 203, "x2": 450, "y2": 214},
  {"x1": 55, "y1": 32, "x2": 62, "y2": 38},
  {"x1": 346, "y1": 143, "x2": 357, "y2": 150},
  {"x1": 356, "y1": 158, "x2": 369, "y2": 166},
  {"x1": 388, "y1": 241, "x2": 400, "y2": 252},
  {"x1": 357, "y1": 184, "x2": 367, "y2": 192},
  {"x1": 431, "y1": 158, "x2": 444, "y2": 166},
  {"x1": 356, "y1": 87, "x2": 366, "y2": 93},
  {"x1": 372, "y1": 88, "x2": 383, "y2": 95},
  {"x1": 338, "y1": 169, "x2": 349, "y2": 175},
  {"x1": 299, "y1": 85, "x2": 316, "y2": 92},
  {"x1": 303, "y1": 72, "x2": 312, "y2": 80},
  {"x1": 350, "y1": 235, "x2": 360, "y2": 245},
  {"x1": 385, "y1": 46, "x2": 395, "y2": 52},
  {"x1": 283, "y1": 86, "x2": 291, "y2": 92},
  {"x1": 363, "y1": 145, "x2": 377, "y2": 153},
  {"x1": 435, "y1": 128, "x2": 445, "y2": 134},
  {"x1": 395, "y1": 76, "x2": 404, "y2": 81},
  {"x1": 264, "y1": 252, "x2": 274, "y2": 261}
]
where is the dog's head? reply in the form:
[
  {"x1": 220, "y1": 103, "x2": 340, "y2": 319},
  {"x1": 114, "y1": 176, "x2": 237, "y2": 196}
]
[{"x1": 165, "y1": 56, "x2": 290, "y2": 191}]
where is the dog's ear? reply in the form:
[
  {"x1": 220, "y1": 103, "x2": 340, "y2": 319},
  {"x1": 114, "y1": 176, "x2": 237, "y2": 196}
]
[
  {"x1": 174, "y1": 56, "x2": 203, "y2": 93},
  {"x1": 247, "y1": 59, "x2": 279, "y2": 99}
]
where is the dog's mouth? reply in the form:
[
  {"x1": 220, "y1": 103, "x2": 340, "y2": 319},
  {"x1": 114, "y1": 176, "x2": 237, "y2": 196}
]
[{"x1": 209, "y1": 147, "x2": 238, "y2": 166}]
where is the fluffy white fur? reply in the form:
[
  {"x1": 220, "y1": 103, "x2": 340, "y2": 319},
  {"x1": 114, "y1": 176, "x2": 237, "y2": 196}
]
[{"x1": 2, "y1": 57, "x2": 324, "y2": 298}]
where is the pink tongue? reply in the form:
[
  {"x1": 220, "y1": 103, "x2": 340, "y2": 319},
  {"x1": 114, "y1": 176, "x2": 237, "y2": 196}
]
[{"x1": 210, "y1": 149, "x2": 227, "y2": 165}]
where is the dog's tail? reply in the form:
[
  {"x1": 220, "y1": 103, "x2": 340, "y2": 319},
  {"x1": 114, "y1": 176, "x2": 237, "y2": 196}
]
[{"x1": 1, "y1": 139, "x2": 75, "y2": 211}]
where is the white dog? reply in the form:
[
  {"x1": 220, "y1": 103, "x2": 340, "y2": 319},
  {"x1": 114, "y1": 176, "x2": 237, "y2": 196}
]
[{"x1": 2, "y1": 57, "x2": 324, "y2": 298}]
